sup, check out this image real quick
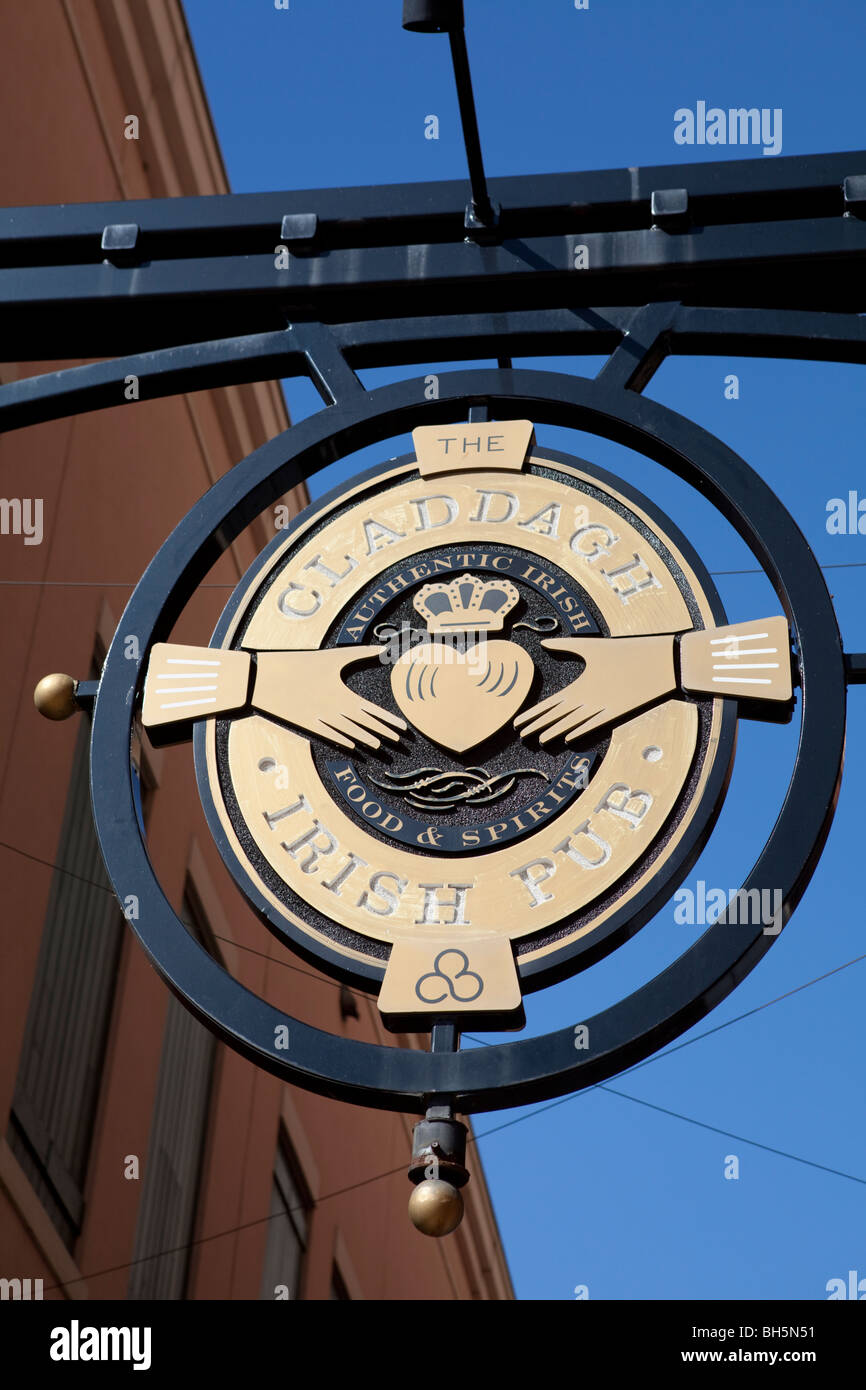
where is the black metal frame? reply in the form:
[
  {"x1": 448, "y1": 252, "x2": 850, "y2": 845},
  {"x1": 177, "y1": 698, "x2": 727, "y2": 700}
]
[
  {"x1": 78, "y1": 366, "x2": 843, "y2": 1115},
  {"x1": 3, "y1": 142, "x2": 863, "y2": 1115},
  {"x1": 2, "y1": 149, "x2": 866, "y2": 364}
]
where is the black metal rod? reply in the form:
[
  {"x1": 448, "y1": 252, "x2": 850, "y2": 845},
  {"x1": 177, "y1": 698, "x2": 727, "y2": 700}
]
[
  {"x1": 431, "y1": 1022, "x2": 460, "y2": 1052},
  {"x1": 448, "y1": 27, "x2": 495, "y2": 226},
  {"x1": 73, "y1": 680, "x2": 99, "y2": 713}
]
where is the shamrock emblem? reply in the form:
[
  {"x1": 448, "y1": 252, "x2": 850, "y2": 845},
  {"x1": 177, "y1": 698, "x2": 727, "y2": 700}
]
[{"x1": 414, "y1": 949, "x2": 484, "y2": 1004}]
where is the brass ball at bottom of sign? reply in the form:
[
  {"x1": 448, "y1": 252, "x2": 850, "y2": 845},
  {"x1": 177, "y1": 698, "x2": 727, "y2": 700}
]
[
  {"x1": 33, "y1": 673, "x2": 79, "y2": 721},
  {"x1": 408, "y1": 1178, "x2": 464, "y2": 1237}
]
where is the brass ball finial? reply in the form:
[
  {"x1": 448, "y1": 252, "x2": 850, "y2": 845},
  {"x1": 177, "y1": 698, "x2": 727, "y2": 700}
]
[
  {"x1": 408, "y1": 1178, "x2": 464, "y2": 1237},
  {"x1": 33, "y1": 673, "x2": 80, "y2": 721}
]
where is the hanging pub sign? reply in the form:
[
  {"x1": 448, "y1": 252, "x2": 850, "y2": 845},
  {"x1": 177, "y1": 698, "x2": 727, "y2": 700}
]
[
  {"x1": 37, "y1": 397, "x2": 822, "y2": 1240},
  {"x1": 22, "y1": 9, "x2": 854, "y2": 1228},
  {"x1": 33, "y1": 371, "x2": 848, "y2": 1236},
  {"x1": 141, "y1": 421, "x2": 791, "y2": 1035}
]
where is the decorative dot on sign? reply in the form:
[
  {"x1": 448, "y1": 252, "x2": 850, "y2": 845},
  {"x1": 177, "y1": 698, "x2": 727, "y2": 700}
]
[{"x1": 642, "y1": 745, "x2": 663, "y2": 762}]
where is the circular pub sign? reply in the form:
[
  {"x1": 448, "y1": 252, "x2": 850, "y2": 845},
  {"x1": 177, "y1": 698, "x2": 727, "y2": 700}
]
[{"x1": 142, "y1": 421, "x2": 791, "y2": 1031}]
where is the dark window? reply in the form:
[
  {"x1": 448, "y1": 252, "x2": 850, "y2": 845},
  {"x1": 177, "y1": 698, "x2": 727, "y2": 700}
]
[
  {"x1": 259, "y1": 1135, "x2": 311, "y2": 1300},
  {"x1": 127, "y1": 889, "x2": 217, "y2": 1299},
  {"x1": 7, "y1": 705, "x2": 129, "y2": 1248}
]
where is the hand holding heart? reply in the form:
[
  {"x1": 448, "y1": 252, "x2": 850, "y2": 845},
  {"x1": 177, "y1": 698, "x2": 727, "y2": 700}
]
[{"x1": 514, "y1": 634, "x2": 678, "y2": 744}]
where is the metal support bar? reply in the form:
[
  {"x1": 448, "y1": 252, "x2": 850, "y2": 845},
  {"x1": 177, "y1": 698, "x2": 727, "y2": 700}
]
[
  {"x1": 448, "y1": 26, "x2": 497, "y2": 231},
  {"x1": 3, "y1": 150, "x2": 864, "y2": 361},
  {"x1": 2, "y1": 149, "x2": 860, "y2": 258},
  {"x1": 5, "y1": 305, "x2": 866, "y2": 435},
  {"x1": 594, "y1": 301, "x2": 679, "y2": 392},
  {"x1": 0, "y1": 329, "x2": 296, "y2": 431},
  {"x1": 73, "y1": 680, "x2": 99, "y2": 713},
  {"x1": 3, "y1": 216, "x2": 865, "y2": 360},
  {"x1": 431, "y1": 1022, "x2": 460, "y2": 1052},
  {"x1": 288, "y1": 321, "x2": 365, "y2": 405},
  {"x1": 402, "y1": 0, "x2": 496, "y2": 229}
]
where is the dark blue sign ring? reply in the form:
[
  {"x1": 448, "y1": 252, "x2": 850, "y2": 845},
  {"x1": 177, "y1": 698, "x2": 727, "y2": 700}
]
[{"x1": 89, "y1": 369, "x2": 845, "y2": 1115}]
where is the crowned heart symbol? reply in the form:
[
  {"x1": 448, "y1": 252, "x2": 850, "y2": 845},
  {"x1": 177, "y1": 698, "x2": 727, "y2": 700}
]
[{"x1": 390, "y1": 639, "x2": 535, "y2": 753}]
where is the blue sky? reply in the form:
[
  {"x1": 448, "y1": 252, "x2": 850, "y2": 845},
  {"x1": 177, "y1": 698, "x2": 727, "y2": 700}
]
[{"x1": 183, "y1": 0, "x2": 866, "y2": 1300}]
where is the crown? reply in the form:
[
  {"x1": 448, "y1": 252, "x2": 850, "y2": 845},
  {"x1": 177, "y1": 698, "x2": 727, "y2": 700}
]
[{"x1": 413, "y1": 573, "x2": 520, "y2": 634}]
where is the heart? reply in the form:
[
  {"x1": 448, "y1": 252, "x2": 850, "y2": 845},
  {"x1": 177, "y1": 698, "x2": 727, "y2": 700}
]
[{"x1": 390, "y1": 639, "x2": 535, "y2": 753}]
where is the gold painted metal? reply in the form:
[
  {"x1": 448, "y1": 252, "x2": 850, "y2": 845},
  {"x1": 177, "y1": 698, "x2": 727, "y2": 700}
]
[
  {"x1": 517, "y1": 698, "x2": 723, "y2": 968},
  {"x1": 144, "y1": 643, "x2": 407, "y2": 753},
  {"x1": 378, "y1": 934, "x2": 521, "y2": 1020},
  {"x1": 224, "y1": 700, "x2": 697, "y2": 944},
  {"x1": 414, "y1": 573, "x2": 520, "y2": 634},
  {"x1": 33, "y1": 673, "x2": 80, "y2": 721},
  {"x1": 391, "y1": 638, "x2": 534, "y2": 752},
  {"x1": 168, "y1": 442, "x2": 746, "y2": 999},
  {"x1": 408, "y1": 1179, "x2": 464, "y2": 1236},
  {"x1": 145, "y1": 616, "x2": 791, "y2": 750},
  {"x1": 142, "y1": 643, "x2": 251, "y2": 729},
  {"x1": 516, "y1": 633, "x2": 677, "y2": 744},
  {"x1": 238, "y1": 467, "x2": 696, "y2": 653},
  {"x1": 680, "y1": 616, "x2": 792, "y2": 703},
  {"x1": 412, "y1": 419, "x2": 534, "y2": 476},
  {"x1": 254, "y1": 647, "x2": 406, "y2": 751},
  {"x1": 202, "y1": 702, "x2": 719, "y2": 976}
]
